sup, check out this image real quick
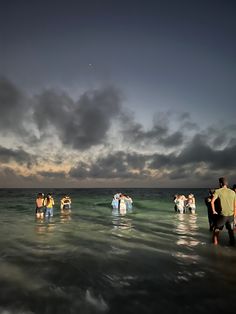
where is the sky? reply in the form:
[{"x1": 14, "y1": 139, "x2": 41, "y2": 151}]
[{"x1": 0, "y1": 0, "x2": 236, "y2": 188}]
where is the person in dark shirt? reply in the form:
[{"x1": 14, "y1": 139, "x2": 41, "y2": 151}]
[{"x1": 205, "y1": 188, "x2": 221, "y2": 231}]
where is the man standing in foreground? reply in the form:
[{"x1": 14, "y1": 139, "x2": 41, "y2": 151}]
[{"x1": 211, "y1": 177, "x2": 236, "y2": 245}]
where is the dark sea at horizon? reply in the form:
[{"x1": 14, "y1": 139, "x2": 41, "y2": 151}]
[{"x1": 0, "y1": 188, "x2": 236, "y2": 314}]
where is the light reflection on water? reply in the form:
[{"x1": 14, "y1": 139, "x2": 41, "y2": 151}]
[
  {"x1": 175, "y1": 214, "x2": 200, "y2": 247},
  {"x1": 0, "y1": 188, "x2": 236, "y2": 313}
]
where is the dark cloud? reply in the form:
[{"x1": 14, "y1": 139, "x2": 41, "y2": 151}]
[
  {"x1": 0, "y1": 78, "x2": 235, "y2": 187},
  {"x1": 177, "y1": 134, "x2": 236, "y2": 169},
  {"x1": 159, "y1": 131, "x2": 184, "y2": 147},
  {"x1": 69, "y1": 151, "x2": 151, "y2": 180},
  {"x1": 37, "y1": 170, "x2": 66, "y2": 179},
  {"x1": 168, "y1": 166, "x2": 193, "y2": 180},
  {"x1": 33, "y1": 89, "x2": 73, "y2": 132},
  {"x1": 148, "y1": 153, "x2": 175, "y2": 169},
  {"x1": 203, "y1": 124, "x2": 236, "y2": 149},
  {"x1": 0, "y1": 166, "x2": 38, "y2": 187},
  {"x1": 120, "y1": 112, "x2": 185, "y2": 148},
  {"x1": 149, "y1": 134, "x2": 236, "y2": 179},
  {"x1": 33, "y1": 86, "x2": 123, "y2": 150},
  {"x1": 0, "y1": 145, "x2": 34, "y2": 167},
  {"x1": 0, "y1": 77, "x2": 29, "y2": 135},
  {"x1": 69, "y1": 132, "x2": 236, "y2": 182},
  {"x1": 0, "y1": 78, "x2": 123, "y2": 150}
]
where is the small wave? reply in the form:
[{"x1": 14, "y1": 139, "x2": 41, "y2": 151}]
[{"x1": 85, "y1": 289, "x2": 109, "y2": 312}]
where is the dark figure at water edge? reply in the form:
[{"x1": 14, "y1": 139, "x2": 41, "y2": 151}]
[
  {"x1": 205, "y1": 189, "x2": 221, "y2": 231},
  {"x1": 233, "y1": 185, "x2": 236, "y2": 228},
  {"x1": 173, "y1": 194, "x2": 179, "y2": 212},
  {"x1": 232, "y1": 184, "x2": 236, "y2": 193},
  {"x1": 211, "y1": 177, "x2": 236, "y2": 245},
  {"x1": 35, "y1": 192, "x2": 45, "y2": 219}
]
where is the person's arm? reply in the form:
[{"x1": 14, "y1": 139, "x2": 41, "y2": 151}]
[
  {"x1": 211, "y1": 195, "x2": 218, "y2": 214},
  {"x1": 234, "y1": 197, "x2": 236, "y2": 217}
]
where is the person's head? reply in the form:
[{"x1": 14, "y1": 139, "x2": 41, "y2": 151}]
[
  {"x1": 232, "y1": 184, "x2": 236, "y2": 192},
  {"x1": 219, "y1": 177, "x2": 228, "y2": 187}
]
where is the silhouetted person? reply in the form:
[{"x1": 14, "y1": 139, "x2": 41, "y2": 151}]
[{"x1": 205, "y1": 189, "x2": 221, "y2": 231}]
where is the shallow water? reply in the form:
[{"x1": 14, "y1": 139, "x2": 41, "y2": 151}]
[{"x1": 0, "y1": 188, "x2": 236, "y2": 314}]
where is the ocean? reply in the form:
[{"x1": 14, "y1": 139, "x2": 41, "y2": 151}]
[{"x1": 0, "y1": 188, "x2": 235, "y2": 314}]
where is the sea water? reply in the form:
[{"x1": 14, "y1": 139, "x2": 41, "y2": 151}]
[{"x1": 0, "y1": 188, "x2": 235, "y2": 314}]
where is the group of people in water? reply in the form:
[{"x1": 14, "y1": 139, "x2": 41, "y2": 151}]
[
  {"x1": 111, "y1": 193, "x2": 133, "y2": 215},
  {"x1": 204, "y1": 179, "x2": 236, "y2": 245},
  {"x1": 173, "y1": 193, "x2": 196, "y2": 214},
  {"x1": 35, "y1": 177, "x2": 236, "y2": 247},
  {"x1": 35, "y1": 191, "x2": 133, "y2": 219},
  {"x1": 173, "y1": 177, "x2": 236, "y2": 246},
  {"x1": 35, "y1": 193, "x2": 72, "y2": 219}
]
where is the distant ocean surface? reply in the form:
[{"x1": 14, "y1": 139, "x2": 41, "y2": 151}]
[{"x1": 0, "y1": 188, "x2": 236, "y2": 314}]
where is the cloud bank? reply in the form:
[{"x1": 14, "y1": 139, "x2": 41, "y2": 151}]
[{"x1": 0, "y1": 77, "x2": 235, "y2": 187}]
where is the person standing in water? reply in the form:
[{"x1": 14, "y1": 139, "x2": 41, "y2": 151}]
[
  {"x1": 186, "y1": 193, "x2": 196, "y2": 214},
  {"x1": 211, "y1": 177, "x2": 236, "y2": 245},
  {"x1": 232, "y1": 184, "x2": 236, "y2": 193},
  {"x1": 205, "y1": 189, "x2": 221, "y2": 231},
  {"x1": 44, "y1": 193, "x2": 55, "y2": 218},
  {"x1": 60, "y1": 195, "x2": 72, "y2": 214},
  {"x1": 35, "y1": 192, "x2": 45, "y2": 219}
]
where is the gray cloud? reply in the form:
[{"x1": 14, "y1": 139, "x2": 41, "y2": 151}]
[
  {"x1": 69, "y1": 151, "x2": 151, "y2": 180},
  {"x1": 33, "y1": 86, "x2": 123, "y2": 150},
  {"x1": 120, "y1": 112, "x2": 185, "y2": 148},
  {"x1": 69, "y1": 132, "x2": 236, "y2": 182},
  {"x1": 0, "y1": 145, "x2": 34, "y2": 167},
  {"x1": 148, "y1": 153, "x2": 175, "y2": 169},
  {"x1": 0, "y1": 77, "x2": 29, "y2": 135},
  {"x1": 159, "y1": 131, "x2": 184, "y2": 147},
  {"x1": 0, "y1": 77, "x2": 235, "y2": 187},
  {"x1": 0, "y1": 78, "x2": 123, "y2": 150},
  {"x1": 177, "y1": 134, "x2": 236, "y2": 169},
  {"x1": 37, "y1": 170, "x2": 66, "y2": 179},
  {"x1": 0, "y1": 166, "x2": 38, "y2": 187}
]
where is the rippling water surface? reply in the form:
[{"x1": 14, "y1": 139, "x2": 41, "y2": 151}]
[{"x1": 0, "y1": 188, "x2": 236, "y2": 314}]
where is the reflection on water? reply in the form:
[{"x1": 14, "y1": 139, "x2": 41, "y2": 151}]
[
  {"x1": 60, "y1": 213, "x2": 72, "y2": 223},
  {"x1": 175, "y1": 213, "x2": 199, "y2": 247},
  {"x1": 173, "y1": 214, "x2": 206, "y2": 285},
  {"x1": 111, "y1": 207, "x2": 133, "y2": 232},
  {"x1": 35, "y1": 218, "x2": 56, "y2": 234}
]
